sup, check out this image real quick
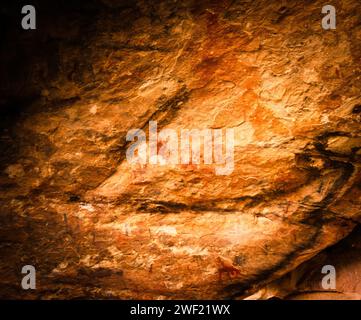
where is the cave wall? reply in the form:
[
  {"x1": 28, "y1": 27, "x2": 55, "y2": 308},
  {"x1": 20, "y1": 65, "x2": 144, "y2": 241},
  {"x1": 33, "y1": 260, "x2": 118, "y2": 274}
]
[{"x1": 0, "y1": 0, "x2": 361, "y2": 299}]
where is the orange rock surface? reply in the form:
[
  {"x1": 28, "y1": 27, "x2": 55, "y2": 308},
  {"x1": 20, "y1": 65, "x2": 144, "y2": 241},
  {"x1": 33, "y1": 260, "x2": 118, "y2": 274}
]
[{"x1": 0, "y1": 0, "x2": 360, "y2": 299}]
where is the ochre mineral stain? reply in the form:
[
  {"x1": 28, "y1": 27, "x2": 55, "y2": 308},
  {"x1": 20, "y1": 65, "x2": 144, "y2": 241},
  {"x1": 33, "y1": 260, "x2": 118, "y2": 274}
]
[{"x1": 0, "y1": 0, "x2": 360, "y2": 299}]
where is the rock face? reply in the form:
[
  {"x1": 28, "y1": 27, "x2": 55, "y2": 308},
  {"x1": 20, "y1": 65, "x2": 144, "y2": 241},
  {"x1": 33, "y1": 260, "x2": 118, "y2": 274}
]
[
  {"x1": 0, "y1": 0, "x2": 360, "y2": 299},
  {"x1": 245, "y1": 225, "x2": 361, "y2": 300}
]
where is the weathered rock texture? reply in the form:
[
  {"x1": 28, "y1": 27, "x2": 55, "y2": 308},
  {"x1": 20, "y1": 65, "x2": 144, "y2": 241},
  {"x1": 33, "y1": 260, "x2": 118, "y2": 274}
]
[
  {"x1": 0, "y1": 0, "x2": 360, "y2": 299},
  {"x1": 246, "y1": 225, "x2": 361, "y2": 300}
]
